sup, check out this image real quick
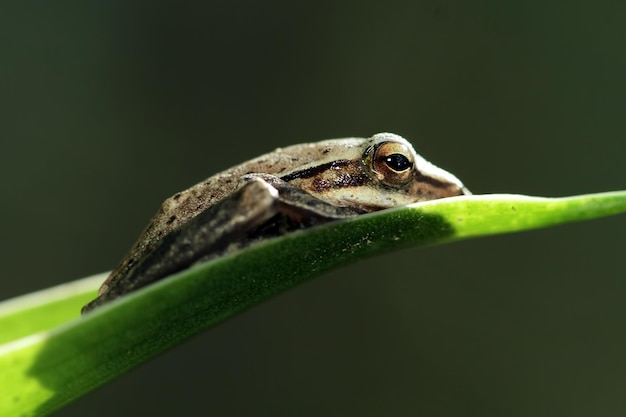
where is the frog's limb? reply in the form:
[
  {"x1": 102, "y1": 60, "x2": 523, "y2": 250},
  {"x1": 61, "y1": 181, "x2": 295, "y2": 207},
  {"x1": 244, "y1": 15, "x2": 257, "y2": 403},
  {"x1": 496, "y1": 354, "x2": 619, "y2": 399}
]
[
  {"x1": 82, "y1": 176, "x2": 363, "y2": 314},
  {"x1": 242, "y1": 173, "x2": 367, "y2": 220},
  {"x1": 82, "y1": 178, "x2": 280, "y2": 313}
]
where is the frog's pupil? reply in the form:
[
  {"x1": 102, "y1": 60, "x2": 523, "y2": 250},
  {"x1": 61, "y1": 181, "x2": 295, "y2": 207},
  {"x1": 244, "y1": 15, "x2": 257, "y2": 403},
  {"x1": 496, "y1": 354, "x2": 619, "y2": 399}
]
[{"x1": 385, "y1": 154, "x2": 411, "y2": 171}]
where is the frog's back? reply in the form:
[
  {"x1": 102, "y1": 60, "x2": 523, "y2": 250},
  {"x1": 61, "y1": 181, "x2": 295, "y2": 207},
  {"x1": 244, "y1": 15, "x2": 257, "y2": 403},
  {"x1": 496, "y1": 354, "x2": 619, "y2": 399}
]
[{"x1": 98, "y1": 138, "x2": 366, "y2": 295}]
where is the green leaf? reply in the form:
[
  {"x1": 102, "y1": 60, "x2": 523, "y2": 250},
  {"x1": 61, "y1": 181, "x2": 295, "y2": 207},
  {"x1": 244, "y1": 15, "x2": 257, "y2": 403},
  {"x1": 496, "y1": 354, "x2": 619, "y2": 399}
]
[
  {"x1": 0, "y1": 274, "x2": 104, "y2": 345},
  {"x1": 1, "y1": 192, "x2": 624, "y2": 417}
]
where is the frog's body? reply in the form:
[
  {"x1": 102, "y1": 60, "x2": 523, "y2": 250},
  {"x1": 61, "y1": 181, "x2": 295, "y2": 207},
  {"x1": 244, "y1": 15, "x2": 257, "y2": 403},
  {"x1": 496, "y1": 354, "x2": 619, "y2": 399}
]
[{"x1": 82, "y1": 133, "x2": 468, "y2": 313}]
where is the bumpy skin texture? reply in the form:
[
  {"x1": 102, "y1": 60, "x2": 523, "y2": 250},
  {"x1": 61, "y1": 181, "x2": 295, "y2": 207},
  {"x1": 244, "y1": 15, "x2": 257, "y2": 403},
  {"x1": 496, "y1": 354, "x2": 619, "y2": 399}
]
[
  {"x1": 97, "y1": 138, "x2": 367, "y2": 298},
  {"x1": 82, "y1": 133, "x2": 468, "y2": 313}
]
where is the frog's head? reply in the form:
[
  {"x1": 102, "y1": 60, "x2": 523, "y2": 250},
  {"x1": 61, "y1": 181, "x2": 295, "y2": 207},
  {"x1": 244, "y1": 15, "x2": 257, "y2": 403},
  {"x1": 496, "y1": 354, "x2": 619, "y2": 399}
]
[
  {"x1": 358, "y1": 132, "x2": 470, "y2": 208},
  {"x1": 280, "y1": 132, "x2": 469, "y2": 212}
]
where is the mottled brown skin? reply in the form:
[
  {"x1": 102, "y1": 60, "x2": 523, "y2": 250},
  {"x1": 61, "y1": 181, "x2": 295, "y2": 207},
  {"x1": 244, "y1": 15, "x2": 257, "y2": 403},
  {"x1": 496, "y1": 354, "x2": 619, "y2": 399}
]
[
  {"x1": 97, "y1": 139, "x2": 370, "y2": 297},
  {"x1": 82, "y1": 133, "x2": 468, "y2": 313}
]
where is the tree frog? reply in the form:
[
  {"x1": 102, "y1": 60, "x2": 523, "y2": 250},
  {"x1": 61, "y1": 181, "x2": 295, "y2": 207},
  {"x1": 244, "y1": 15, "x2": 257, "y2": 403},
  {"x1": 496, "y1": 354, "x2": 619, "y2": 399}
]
[{"x1": 82, "y1": 132, "x2": 469, "y2": 313}]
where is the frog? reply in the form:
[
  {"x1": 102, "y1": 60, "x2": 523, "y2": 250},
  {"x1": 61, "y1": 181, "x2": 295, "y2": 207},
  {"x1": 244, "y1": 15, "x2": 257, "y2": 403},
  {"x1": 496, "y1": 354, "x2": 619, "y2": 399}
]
[{"x1": 81, "y1": 132, "x2": 469, "y2": 313}]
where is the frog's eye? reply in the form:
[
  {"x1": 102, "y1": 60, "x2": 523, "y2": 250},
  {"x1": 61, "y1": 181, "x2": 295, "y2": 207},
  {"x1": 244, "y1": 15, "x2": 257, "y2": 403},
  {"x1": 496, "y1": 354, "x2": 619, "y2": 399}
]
[
  {"x1": 384, "y1": 153, "x2": 412, "y2": 172},
  {"x1": 367, "y1": 141, "x2": 415, "y2": 187}
]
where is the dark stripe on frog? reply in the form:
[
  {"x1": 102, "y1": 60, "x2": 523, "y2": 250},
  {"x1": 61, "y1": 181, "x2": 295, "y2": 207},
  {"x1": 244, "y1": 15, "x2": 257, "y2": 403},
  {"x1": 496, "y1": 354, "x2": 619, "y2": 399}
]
[
  {"x1": 281, "y1": 158, "x2": 455, "y2": 191},
  {"x1": 280, "y1": 159, "x2": 372, "y2": 192},
  {"x1": 280, "y1": 159, "x2": 355, "y2": 182}
]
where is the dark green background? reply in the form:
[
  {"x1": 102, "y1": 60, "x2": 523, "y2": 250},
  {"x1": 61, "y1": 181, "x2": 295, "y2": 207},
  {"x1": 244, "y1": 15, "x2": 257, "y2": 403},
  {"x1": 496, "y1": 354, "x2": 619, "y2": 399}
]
[{"x1": 2, "y1": 2, "x2": 625, "y2": 416}]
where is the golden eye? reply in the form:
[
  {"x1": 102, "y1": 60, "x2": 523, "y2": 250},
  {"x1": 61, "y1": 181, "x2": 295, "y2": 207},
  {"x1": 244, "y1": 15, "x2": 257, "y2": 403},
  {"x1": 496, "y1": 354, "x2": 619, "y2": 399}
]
[{"x1": 366, "y1": 141, "x2": 415, "y2": 187}]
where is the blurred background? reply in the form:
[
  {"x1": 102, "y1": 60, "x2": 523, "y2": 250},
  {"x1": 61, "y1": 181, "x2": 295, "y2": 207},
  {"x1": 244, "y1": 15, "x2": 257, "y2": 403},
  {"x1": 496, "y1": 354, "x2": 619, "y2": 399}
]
[{"x1": 1, "y1": 1, "x2": 625, "y2": 416}]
